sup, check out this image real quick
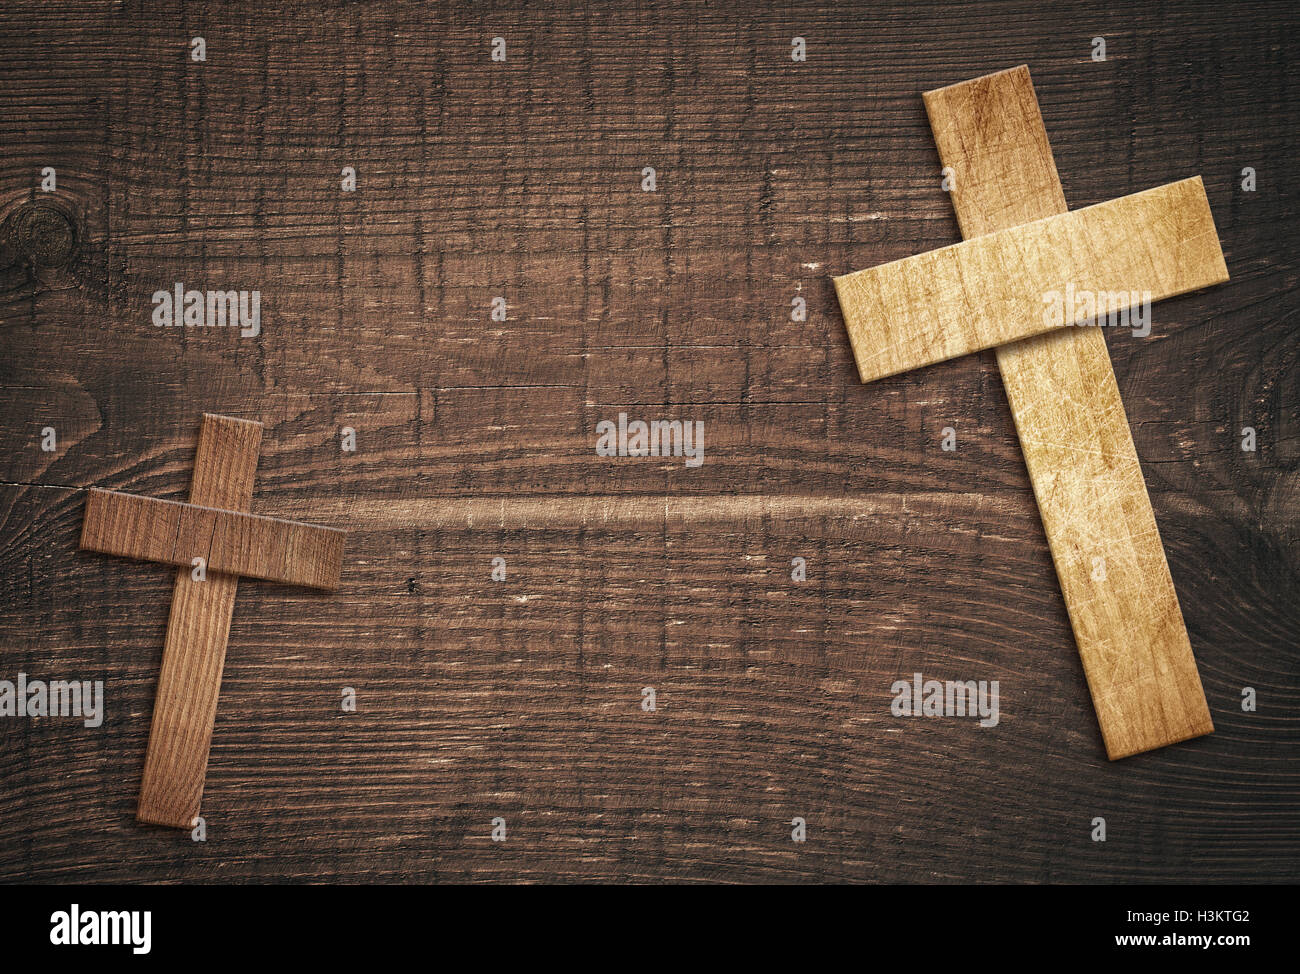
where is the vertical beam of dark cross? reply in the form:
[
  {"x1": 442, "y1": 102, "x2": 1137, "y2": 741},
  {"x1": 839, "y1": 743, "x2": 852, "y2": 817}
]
[{"x1": 136, "y1": 414, "x2": 263, "y2": 827}]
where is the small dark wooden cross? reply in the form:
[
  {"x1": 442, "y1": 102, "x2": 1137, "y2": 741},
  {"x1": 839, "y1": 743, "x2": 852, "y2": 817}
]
[{"x1": 80, "y1": 414, "x2": 344, "y2": 828}]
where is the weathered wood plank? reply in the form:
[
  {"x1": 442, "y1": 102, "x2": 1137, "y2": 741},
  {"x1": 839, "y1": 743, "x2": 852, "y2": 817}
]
[
  {"x1": 2, "y1": 477, "x2": 1296, "y2": 882},
  {"x1": 0, "y1": 0, "x2": 1295, "y2": 883}
]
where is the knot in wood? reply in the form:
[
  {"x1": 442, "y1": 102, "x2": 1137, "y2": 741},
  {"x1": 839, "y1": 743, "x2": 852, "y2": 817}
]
[{"x1": 6, "y1": 200, "x2": 77, "y2": 268}]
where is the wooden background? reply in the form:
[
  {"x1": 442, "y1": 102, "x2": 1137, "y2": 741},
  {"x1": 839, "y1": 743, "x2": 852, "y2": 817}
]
[{"x1": 1, "y1": 0, "x2": 1296, "y2": 883}]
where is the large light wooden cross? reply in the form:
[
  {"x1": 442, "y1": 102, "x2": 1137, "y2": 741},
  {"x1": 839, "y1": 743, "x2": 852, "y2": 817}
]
[
  {"x1": 79, "y1": 414, "x2": 345, "y2": 827},
  {"x1": 833, "y1": 66, "x2": 1229, "y2": 759}
]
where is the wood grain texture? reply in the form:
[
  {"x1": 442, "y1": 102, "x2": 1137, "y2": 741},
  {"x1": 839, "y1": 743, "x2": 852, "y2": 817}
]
[
  {"x1": 81, "y1": 488, "x2": 344, "y2": 590},
  {"x1": 0, "y1": 1, "x2": 1296, "y2": 883},
  {"x1": 834, "y1": 177, "x2": 1229, "y2": 381},
  {"x1": 136, "y1": 415, "x2": 263, "y2": 828},
  {"x1": 922, "y1": 66, "x2": 1214, "y2": 760}
]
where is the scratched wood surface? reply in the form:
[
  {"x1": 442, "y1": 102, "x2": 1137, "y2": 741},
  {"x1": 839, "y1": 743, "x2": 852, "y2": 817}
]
[{"x1": 0, "y1": 1, "x2": 1296, "y2": 882}]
